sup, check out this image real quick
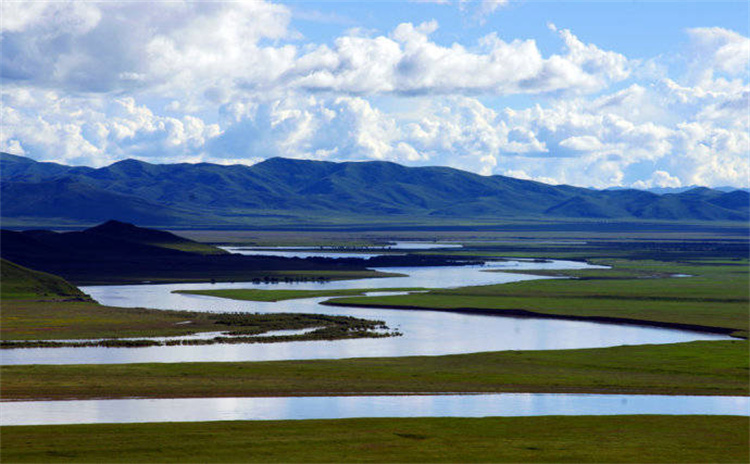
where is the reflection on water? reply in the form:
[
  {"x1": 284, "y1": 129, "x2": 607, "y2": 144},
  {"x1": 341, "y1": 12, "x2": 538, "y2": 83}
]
[
  {"x1": 224, "y1": 241, "x2": 463, "y2": 259},
  {"x1": 0, "y1": 258, "x2": 730, "y2": 366},
  {"x1": 2, "y1": 394, "x2": 748, "y2": 426}
]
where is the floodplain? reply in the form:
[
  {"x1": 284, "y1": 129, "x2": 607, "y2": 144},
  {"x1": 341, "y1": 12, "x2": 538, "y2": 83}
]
[{"x1": 1, "y1": 223, "x2": 748, "y2": 462}]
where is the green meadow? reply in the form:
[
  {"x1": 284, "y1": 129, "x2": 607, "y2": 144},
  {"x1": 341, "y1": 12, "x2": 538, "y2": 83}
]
[
  {"x1": 0, "y1": 259, "x2": 393, "y2": 344},
  {"x1": 2, "y1": 234, "x2": 748, "y2": 463},
  {"x1": 3, "y1": 340, "x2": 746, "y2": 400},
  {"x1": 2, "y1": 416, "x2": 747, "y2": 463}
]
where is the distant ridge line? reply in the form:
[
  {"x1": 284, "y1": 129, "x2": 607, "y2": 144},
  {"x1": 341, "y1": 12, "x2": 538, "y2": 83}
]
[{"x1": 1, "y1": 152, "x2": 748, "y2": 226}]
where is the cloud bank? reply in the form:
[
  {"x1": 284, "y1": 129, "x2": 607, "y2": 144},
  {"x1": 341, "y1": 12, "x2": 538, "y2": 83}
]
[{"x1": 1, "y1": 0, "x2": 748, "y2": 188}]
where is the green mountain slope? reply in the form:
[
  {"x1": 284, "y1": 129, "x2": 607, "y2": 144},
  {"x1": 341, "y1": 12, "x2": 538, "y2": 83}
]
[
  {"x1": 0, "y1": 258, "x2": 89, "y2": 300},
  {"x1": 2, "y1": 152, "x2": 747, "y2": 226}
]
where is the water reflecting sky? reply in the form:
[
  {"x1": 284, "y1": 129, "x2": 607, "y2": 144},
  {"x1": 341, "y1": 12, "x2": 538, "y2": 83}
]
[
  {"x1": 1, "y1": 257, "x2": 730, "y2": 366},
  {"x1": 2, "y1": 394, "x2": 748, "y2": 426}
]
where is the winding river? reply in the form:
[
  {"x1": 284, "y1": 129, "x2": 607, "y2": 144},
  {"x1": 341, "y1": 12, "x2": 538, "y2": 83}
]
[
  {"x1": 0, "y1": 245, "x2": 731, "y2": 366},
  {"x1": 2, "y1": 243, "x2": 745, "y2": 425}
]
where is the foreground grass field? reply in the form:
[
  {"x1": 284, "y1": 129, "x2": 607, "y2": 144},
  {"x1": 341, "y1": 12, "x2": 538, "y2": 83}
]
[
  {"x1": 3, "y1": 340, "x2": 746, "y2": 400},
  {"x1": 2, "y1": 416, "x2": 748, "y2": 463}
]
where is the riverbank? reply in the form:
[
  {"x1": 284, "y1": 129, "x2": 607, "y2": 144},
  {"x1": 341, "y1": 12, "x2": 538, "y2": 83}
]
[
  {"x1": 0, "y1": 259, "x2": 401, "y2": 345},
  {"x1": 2, "y1": 415, "x2": 747, "y2": 463},
  {"x1": 3, "y1": 340, "x2": 746, "y2": 401},
  {"x1": 1, "y1": 299, "x2": 396, "y2": 348}
]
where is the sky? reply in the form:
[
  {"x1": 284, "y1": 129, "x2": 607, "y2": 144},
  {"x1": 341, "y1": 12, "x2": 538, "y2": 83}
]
[{"x1": 1, "y1": 1, "x2": 748, "y2": 189}]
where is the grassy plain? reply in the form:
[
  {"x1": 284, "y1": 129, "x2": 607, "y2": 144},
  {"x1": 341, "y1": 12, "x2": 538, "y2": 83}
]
[
  {"x1": 172, "y1": 220, "x2": 750, "y2": 245},
  {"x1": 0, "y1": 260, "x2": 392, "y2": 344},
  {"x1": 2, "y1": 230, "x2": 749, "y2": 463},
  {"x1": 3, "y1": 340, "x2": 746, "y2": 400},
  {"x1": 2, "y1": 416, "x2": 748, "y2": 463},
  {"x1": 0, "y1": 300, "x2": 391, "y2": 346}
]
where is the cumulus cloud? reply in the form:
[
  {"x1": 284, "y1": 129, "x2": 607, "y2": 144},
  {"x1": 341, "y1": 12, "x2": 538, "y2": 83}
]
[
  {"x1": 3, "y1": 71, "x2": 748, "y2": 188},
  {"x1": 632, "y1": 171, "x2": 683, "y2": 190},
  {"x1": 1, "y1": 3, "x2": 747, "y2": 189},
  {"x1": 1, "y1": 0, "x2": 293, "y2": 96},
  {"x1": 687, "y1": 27, "x2": 750, "y2": 82},
  {"x1": 1, "y1": 4, "x2": 631, "y2": 99},
  {"x1": 0, "y1": 89, "x2": 220, "y2": 166},
  {"x1": 289, "y1": 22, "x2": 630, "y2": 95}
]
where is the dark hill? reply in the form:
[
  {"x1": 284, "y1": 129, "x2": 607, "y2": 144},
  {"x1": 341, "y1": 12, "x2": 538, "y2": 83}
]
[
  {"x1": 1, "y1": 152, "x2": 747, "y2": 226},
  {"x1": 85, "y1": 220, "x2": 227, "y2": 255},
  {"x1": 0, "y1": 221, "x2": 367, "y2": 284}
]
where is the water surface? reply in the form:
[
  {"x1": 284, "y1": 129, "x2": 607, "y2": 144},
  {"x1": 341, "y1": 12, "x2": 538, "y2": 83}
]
[
  {"x1": 1, "y1": 257, "x2": 730, "y2": 366},
  {"x1": 2, "y1": 394, "x2": 747, "y2": 426}
]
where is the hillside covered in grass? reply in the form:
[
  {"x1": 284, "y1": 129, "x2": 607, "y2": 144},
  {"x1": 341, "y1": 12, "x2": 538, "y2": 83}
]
[
  {"x1": 0, "y1": 259, "x2": 90, "y2": 300},
  {"x1": 2, "y1": 153, "x2": 748, "y2": 227}
]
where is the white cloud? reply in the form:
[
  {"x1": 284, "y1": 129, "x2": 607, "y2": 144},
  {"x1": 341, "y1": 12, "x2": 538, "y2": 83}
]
[
  {"x1": 1, "y1": 6, "x2": 747, "y2": 189},
  {"x1": 687, "y1": 27, "x2": 750, "y2": 78},
  {"x1": 4, "y1": 72, "x2": 748, "y2": 188},
  {"x1": 632, "y1": 171, "x2": 683, "y2": 189},
  {"x1": 1, "y1": 0, "x2": 293, "y2": 96},
  {"x1": 559, "y1": 135, "x2": 604, "y2": 152},
  {"x1": 1, "y1": 89, "x2": 220, "y2": 166},
  {"x1": 289, "y1": 22, "x2": 630, "y2": 96},
  {"x1": 2, "y1": 6, "x2": 631, "y2": 100}
]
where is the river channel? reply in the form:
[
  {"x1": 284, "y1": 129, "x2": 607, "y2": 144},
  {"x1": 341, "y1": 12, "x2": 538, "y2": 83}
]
[
  {"x1": 1, "y1": 243, "x2": 732, "y2": 366},
  {"x1": 2, "y1": 243, "x2": 744, "y2": 425}
]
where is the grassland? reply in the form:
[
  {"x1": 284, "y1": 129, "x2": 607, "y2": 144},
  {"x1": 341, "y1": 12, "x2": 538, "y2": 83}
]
[
  {"x1": 2, "y1": 234, "x2": 749, "y2": 463},
  {"x1": 2, "y1": 339, "x2": 746, "y2": 400},
  {"x1": 2, "y1": 416, "x2": 748, "y2": 463},
  {"x1": 0, "y1": 259, "x2": 89, "y2": 300},
  {"x1": 0, "y1": 299, "x2": 393, "y2": 347},
  {"x1": 174, "y1": 287, "x2": 424, "y2": 302},
  {"x1": 172, "y1": 221, "x2": 750, "y2": 245},
  {"x1": 0, "y1": 260, "x2": 394, "y2": 345}
]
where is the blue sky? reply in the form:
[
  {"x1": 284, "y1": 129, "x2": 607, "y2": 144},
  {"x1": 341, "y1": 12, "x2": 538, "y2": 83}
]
[
  {"x1": 1, "y1": 0, "x2": 748, "y2": 188},
  {"x1": 293, "y1": 1, "x2": 746, "y2": 57}
]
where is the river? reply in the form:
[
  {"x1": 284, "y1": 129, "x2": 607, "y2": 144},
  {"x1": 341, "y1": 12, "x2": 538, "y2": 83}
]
[
  {"x1": 0, "y1": 246, "x2": 730, "y2": 365},
  {"x1": 1, "y1": 242, "x2": 743, "y2": 425}
]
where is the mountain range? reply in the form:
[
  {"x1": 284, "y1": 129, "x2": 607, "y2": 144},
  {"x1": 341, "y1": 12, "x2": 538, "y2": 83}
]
[{"x1": 2, "y1": 152, "x2": 748, "y2": 226}]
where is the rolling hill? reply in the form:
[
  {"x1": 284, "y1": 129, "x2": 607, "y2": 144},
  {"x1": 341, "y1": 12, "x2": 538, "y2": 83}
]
[
  {"x1": 1, "y1": 152, "x2": 747, "y2": 226},
  {"x1": 0, "y1": 258, "x2": 90, "y2": 300},
  {"x1": 0, "y1": 220, "x2": 385, "y2": 284},
  {"x1": 0, "y1": 220, "x2": 468, "y2": 284}
]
